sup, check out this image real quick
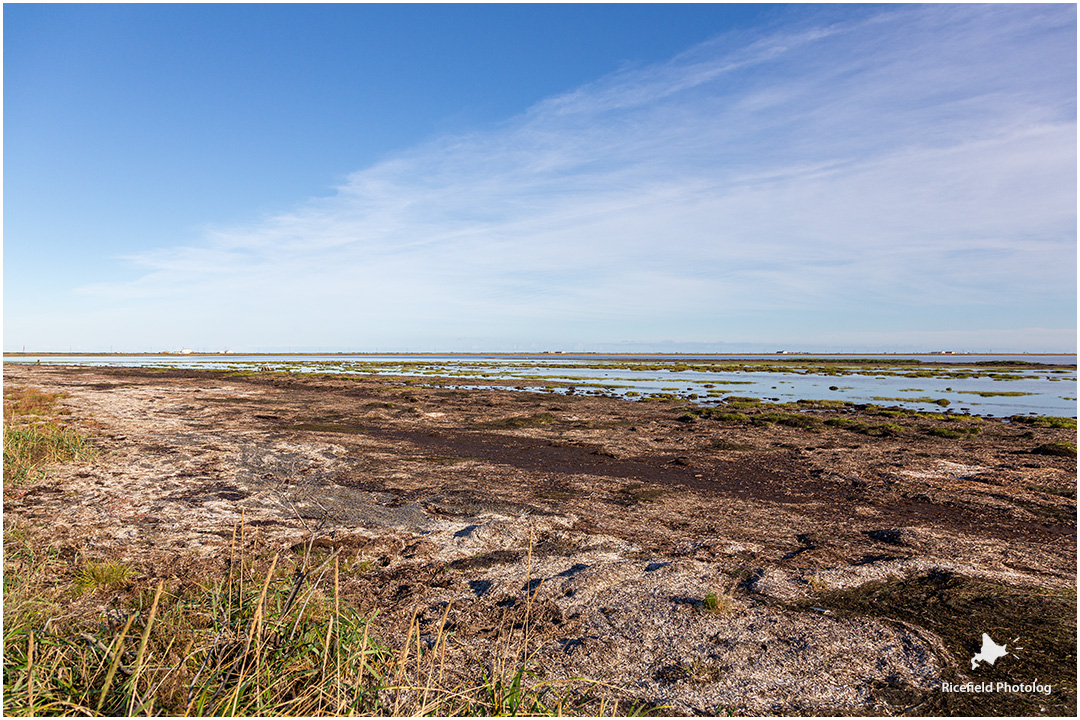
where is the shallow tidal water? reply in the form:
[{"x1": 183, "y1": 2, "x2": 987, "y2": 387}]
[{"x1": 5, "y1": 353, "x2": 1076, "y2": 417}]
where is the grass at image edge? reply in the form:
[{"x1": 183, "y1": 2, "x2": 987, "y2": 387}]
[
  {"x1": 2, "y1": 533, "x2": 635, "y2": 716},
  {"x1": 2, "y1": 384, "x2": 629, "y2": 716},
  {"x1": 3, "y1": 423, "x2": 97, "y2": 486},
  {"x1": 4, "y1": 384, "x2": 95, "y2": 487}
]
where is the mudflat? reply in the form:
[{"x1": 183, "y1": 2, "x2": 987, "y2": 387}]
[{"x1": 4, "y1": 363, "x2": 1076, "y2": 715}]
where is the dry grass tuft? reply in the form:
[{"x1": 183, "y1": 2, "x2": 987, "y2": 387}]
[
  {"x1": 4, "y1": 385, "x2": 96, "y2": 487},
  {"x1": 3, "y1": 524, "x2": 627, "y2": 716}
]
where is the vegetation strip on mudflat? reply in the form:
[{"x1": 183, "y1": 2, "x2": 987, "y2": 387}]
[{"x1": 3, "y1": 363, "x2": 1076, "y2": 716}]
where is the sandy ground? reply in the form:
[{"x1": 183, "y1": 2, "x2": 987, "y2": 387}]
[{"x1": 4, "y1": 363, "x2": 1075, "y2": 715}]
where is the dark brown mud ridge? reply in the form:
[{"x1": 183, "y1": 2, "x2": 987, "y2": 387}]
[
  {"x1": 4, "y1": 363, "x2": 1076, "y2": 716},
  {"x1": 365, "y1": 423, "x2": 1072, "y2": 543}
]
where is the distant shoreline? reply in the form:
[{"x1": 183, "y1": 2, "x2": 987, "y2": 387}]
[{"x1": 4, "y1": 351, "x2": 1077, "y2": 358}]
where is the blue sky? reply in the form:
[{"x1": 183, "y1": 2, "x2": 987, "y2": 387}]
[{"x1": 4, "y1": 3, "x2": 1076, "y2": 353}]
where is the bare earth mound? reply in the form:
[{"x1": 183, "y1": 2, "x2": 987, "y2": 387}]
[{"x1": 4, "y1": 363, "x2": 1075, "y2": 715}]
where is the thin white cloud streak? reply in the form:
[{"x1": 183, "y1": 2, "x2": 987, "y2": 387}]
[{"x1": 67, "y1": 3, "x2": 1075, "y2": 352}]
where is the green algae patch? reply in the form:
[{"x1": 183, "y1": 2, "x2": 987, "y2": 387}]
[
  {"x1": 820, "y1": 418, "x2": 907, "y2": 436},
  {"x1": 793, "y1": 398, "x2": 853, "y2": 410},
  {"x1": 615, "y1": 481, "x2": 667, "y2": 506},
  {"x1": 957, "y1": 391, "x2": 1035, "y2": 398},
  {"x1": 484, "y1": 413, "x2": 558, "y2": 429},
  {"x1": 417, "y1": 454, "x2": 468, "y2": 466},
  {"x1": 1026, "y1": 416, "x2": 1077, "y2": 430},
  {"x1": 873, "y1": 396, "x2": 952, "y2": 406},
  {"x1": 752, "y1": 412, "x2": 822, "y2": 429},
  {"x1": 713, "y1": 412, "x2": 751, "y2": 423},
  {"x1": 723, "y1": 396, "x2": 762, "y2": 405},
  {"x1": 860, "y1": 422, "x2": 906, "y2": 437},
  {"x1": 928, "y1": 426, "x2": 982, "y2": 439},
  {"x1": 294, "y1": 421, "x2": 367, "y2": 435},
  {"x1": 803, "y1": 571, "x2": 1076, "y2": 716},
  {"x1": 1032, "y1": 441, "x2": 1077, "y2": 458}
]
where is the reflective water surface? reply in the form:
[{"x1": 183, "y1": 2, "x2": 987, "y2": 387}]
[{"x1": 5, "y1": 354, "x2": 1076, "y2": 417}]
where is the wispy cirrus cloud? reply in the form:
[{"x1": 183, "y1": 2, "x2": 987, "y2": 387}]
[{"x1": 70, "y1": 3, "x2": 1075, "y2": 351}]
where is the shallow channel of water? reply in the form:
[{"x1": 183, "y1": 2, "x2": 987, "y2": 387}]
[{"x1": 5, "y1": 354, "x2": 1076, "y2": 418}]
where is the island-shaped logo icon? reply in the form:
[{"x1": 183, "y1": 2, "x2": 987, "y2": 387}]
[{"x1": 971, "y1": 633, "x2": 1009, "y2": 670}]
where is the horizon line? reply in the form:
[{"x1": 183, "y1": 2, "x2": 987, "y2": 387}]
[{"x1": 4, "y1": 351, "x2": 1076, "y2": 358}]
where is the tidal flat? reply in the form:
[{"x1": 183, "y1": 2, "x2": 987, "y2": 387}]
[
  {"x1": 3, "y1": 363, "x2": 1076, "y2": 715},
  {"x1": 8, "y1": 353, "x2": 1076, "y2": 417}
]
